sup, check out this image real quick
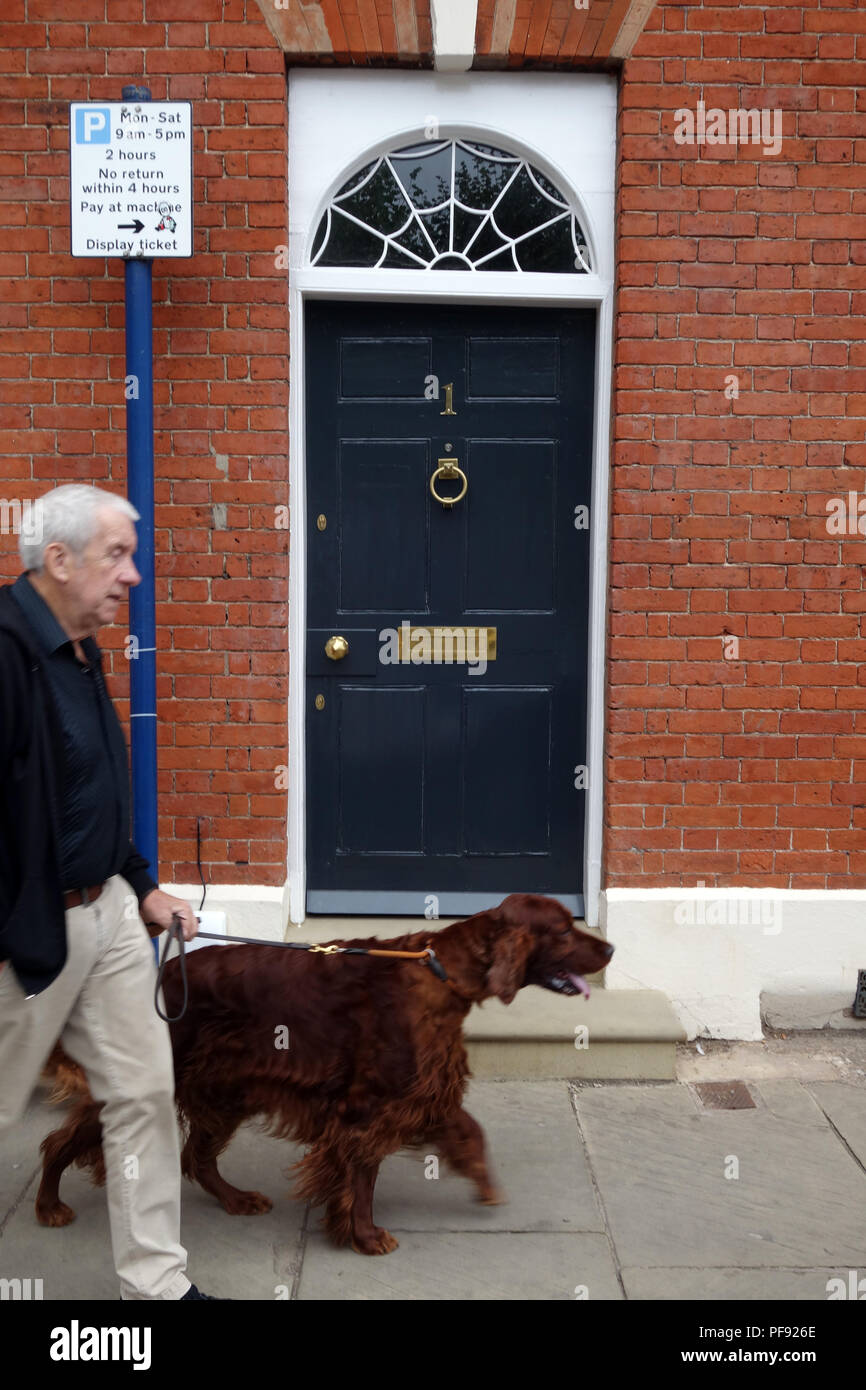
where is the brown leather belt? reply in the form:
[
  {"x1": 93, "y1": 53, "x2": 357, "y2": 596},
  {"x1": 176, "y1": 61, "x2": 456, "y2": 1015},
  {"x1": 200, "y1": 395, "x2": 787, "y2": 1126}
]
[{"x1": 63, "y1": 883, "x2": 105, "y2": 910}]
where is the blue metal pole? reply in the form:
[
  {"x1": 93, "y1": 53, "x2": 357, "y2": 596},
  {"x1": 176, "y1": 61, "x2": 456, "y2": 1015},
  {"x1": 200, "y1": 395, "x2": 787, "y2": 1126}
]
[{"x1": 122, "y1": 84, "x2": 158, "y2": 891}]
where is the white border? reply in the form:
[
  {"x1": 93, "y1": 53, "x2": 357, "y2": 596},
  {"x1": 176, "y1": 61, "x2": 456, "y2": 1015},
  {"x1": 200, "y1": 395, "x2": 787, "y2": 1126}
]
[{"x1": 287, "y1": 71, "x2": 618, "y2": 925}]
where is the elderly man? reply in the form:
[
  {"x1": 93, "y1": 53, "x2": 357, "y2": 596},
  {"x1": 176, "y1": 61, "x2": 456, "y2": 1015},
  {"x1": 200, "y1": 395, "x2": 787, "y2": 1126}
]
[{"x1": 0, "y1": 484, "x2": 220, "y2": 1301}]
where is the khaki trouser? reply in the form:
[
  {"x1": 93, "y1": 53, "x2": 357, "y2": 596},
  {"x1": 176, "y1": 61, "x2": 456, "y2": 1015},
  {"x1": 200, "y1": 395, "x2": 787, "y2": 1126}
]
[{"x1": 0, "y1": 874, "x2": 190, "y2": 1300}]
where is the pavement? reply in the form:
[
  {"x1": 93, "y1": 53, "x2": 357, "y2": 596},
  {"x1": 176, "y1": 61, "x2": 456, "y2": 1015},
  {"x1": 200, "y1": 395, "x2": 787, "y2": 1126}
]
[{"x1": 1, "y1": 1032, "x2": 865, "y2": 1302}]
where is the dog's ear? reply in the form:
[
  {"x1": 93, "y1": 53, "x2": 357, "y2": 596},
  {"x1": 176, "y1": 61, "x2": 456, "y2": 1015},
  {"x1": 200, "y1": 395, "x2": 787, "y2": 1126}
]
[{"x1": 484, "y1": 925, "x2": 534, "y2": 1005}]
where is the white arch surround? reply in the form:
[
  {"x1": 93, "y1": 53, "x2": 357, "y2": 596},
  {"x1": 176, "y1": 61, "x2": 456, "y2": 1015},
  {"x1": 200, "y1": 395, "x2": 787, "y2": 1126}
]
[{"x1": 286, "y1": 70, "x2": 618, "y2": 925}]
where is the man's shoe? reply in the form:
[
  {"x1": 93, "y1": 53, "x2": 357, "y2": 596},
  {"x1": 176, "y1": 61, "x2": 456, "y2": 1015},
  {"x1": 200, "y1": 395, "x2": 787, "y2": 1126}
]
[{"x1": 118, "y1": 1282, "x2": 231, "y2": 1300}]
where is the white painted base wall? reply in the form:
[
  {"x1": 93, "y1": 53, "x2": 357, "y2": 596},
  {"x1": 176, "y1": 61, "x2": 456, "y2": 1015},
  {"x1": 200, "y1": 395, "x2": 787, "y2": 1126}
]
[
  {"x1": 165, "y1": 884, "x2": 287, "y2": 944},
  {"x1": 602, "y1": 888, "x2": 866, "y2": 1041}
]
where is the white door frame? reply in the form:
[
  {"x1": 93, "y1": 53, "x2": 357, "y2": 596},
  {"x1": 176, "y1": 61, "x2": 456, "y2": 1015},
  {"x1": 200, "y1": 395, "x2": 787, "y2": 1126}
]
[{"x1": 287, "y1": 70, "x2": 617, "y2": 926}]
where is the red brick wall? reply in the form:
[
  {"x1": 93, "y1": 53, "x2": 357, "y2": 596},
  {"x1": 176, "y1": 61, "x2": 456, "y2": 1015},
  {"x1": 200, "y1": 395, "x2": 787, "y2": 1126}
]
[
  {"x1": 3, "y1": 0, "x2": 864, "y2": 898},
  {"x1": 0, "y1": 0, "x2": 289, "y2": 887},
  {"x1": 609, "y1": 0, "x2": 866, "y2": 889}
]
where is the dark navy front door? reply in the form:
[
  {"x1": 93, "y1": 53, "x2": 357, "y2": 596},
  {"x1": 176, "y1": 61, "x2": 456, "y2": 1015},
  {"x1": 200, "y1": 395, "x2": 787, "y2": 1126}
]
[{"x1": 305, "y1": 300, "x2": 595, "y2": 916}]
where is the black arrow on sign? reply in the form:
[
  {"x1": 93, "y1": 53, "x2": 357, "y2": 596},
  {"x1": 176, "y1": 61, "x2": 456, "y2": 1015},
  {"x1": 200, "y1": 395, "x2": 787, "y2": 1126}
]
[{"x1": 118, "y1": 219, "x2": 145, "y2": 233}]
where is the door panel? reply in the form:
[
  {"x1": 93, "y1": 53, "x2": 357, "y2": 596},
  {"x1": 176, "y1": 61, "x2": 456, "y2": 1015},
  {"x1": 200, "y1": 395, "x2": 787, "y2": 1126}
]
[
  {"x1": 338, "y1": 440, "x2": 430, "y2": 611},
  {"x1": 305, "y1": 300, "x2": 595, "y2": 916},
  {"x1": 339, "y1": 687, "x2": 425, "y2": 853},
  {"x1": 467, "y1": 336, "x2": 559, "y2": 398},
  {"x1": 464, "y1": 440, "x2": 557, "y2": 612},
  {"x1": 463, "y1": 687, "x2": 553, "y2": 855}
]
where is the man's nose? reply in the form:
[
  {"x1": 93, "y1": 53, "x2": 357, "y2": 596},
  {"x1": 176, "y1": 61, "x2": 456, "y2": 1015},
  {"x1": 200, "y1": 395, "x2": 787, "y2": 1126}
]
[{"x1": 124, "y1": 558, "x2": 141, "y2": 587}]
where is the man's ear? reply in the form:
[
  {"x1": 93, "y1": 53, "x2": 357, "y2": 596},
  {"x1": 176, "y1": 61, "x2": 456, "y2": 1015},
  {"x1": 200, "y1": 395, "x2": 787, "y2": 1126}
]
[
  {"x1": 484, "y1": 926, "x2": 533, "y2": 1005},
  {"x1": 43, "y1": 542, "x2": 71, "y2": 585}
]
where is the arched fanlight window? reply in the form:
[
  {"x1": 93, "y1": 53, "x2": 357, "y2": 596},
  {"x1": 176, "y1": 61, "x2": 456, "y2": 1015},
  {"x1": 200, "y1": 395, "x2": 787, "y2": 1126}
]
[{"x1": 311, "y1": 139, "x2": 591, "y2": 273}]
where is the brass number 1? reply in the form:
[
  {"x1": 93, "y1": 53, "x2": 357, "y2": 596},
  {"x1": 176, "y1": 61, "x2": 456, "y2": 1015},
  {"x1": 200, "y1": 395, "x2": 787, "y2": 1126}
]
[{"x1": 440, "y1": 382, "x2": 457, "y2": 416}]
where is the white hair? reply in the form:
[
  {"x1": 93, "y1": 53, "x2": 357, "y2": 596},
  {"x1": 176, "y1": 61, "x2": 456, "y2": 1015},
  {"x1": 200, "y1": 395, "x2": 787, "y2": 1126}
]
[{"x1": 19, "y1": 485, "x2": 140, "y2": 573}]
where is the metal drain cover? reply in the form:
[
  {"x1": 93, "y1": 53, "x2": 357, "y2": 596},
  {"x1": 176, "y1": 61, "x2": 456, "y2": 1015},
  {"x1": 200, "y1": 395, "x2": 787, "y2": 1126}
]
[{"x1": 693, "y1": 1081, "x2": 756, "y2": 1110}]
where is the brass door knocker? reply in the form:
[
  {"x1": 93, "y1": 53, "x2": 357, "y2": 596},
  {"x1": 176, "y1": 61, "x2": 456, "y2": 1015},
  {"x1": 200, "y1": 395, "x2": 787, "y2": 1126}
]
[{"x1": 430, "y1": 459, "x2": 468, "y2": 508}]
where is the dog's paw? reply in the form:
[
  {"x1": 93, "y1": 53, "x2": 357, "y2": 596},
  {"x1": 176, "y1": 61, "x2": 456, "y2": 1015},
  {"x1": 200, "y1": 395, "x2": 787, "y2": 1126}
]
[
  {"x1": 220, "y1": 1189, "x2": 273, "y2": 1216},
  {"x1": 35, "y1": 1200, "x2": 76, "y2": 1228},
  {"x1": 351, "y1": 1226, "x2": 399, "y2": 1256},
  {"x1": 478, "y1": 1186, "x2": 506, "y2": 1206}
]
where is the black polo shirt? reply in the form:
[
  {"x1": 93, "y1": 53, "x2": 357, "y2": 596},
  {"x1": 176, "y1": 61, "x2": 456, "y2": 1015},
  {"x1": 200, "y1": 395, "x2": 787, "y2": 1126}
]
[{"x1": 10, "y1": 574, "x2": 132, "y2": 891}]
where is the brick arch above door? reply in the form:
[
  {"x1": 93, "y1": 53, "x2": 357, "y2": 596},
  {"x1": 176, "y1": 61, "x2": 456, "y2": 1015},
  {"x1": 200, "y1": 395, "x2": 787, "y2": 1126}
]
[{"x1": 252, "y1": 0, "x2": 656, "y2": 67}]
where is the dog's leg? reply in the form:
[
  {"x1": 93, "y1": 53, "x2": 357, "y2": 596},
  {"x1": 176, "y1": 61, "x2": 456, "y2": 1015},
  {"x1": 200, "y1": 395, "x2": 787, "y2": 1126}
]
[
  {"x1": 293, "y1": 1143, "x2": 398, "y2": 1254},
  {"x1": 35, "y1": 1100, "x2": 106, "y2": 1227},
  {"x1": 181, "y1": 1111, "x2": 273, "y2": 1216},
  {"x1": 347, "y1": 1163, "x2": 398, "y2": 1256},
  {"x1": 431, "y1": 1107, "x2": 505, "y2": 1205}
]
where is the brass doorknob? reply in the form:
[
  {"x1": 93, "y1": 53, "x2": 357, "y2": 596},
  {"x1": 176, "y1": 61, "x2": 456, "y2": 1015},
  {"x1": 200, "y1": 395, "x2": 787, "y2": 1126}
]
[{"x1": 324, "y1": 634, "x2": 349, "y2": 661}]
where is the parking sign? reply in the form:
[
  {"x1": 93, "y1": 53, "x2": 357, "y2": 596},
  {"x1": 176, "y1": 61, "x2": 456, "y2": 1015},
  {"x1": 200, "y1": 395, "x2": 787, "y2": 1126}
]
[{"x1": 69, "y1": 101, "x2": 193, "y2": 259}]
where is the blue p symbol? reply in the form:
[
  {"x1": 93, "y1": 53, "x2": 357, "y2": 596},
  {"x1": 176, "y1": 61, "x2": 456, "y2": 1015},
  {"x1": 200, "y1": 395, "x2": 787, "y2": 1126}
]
[{"x1": 75, "y1": 108, "x2": 111, "y2": 144}]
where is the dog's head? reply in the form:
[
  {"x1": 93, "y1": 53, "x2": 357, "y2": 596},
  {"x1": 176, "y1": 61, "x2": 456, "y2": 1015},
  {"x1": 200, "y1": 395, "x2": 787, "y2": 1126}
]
[{"x1": 482, "y1": 893, "x2": 614, "y2": 1005}]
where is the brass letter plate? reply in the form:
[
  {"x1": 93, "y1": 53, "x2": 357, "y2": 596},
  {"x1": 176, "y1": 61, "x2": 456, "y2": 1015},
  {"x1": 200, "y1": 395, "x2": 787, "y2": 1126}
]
[{"x1": 395, "y1": 625, "x2": 497, "y2": 663}]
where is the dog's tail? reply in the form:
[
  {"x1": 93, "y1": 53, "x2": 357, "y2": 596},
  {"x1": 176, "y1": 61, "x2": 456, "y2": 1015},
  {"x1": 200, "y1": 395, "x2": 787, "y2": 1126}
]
[{"x1": 41, "y1": 1042, "x2": 92, "y2": 1106}]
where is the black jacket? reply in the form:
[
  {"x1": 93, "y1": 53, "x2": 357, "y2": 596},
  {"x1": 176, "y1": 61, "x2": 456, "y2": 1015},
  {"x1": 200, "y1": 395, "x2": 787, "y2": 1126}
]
[{"x1": 0, "y1": 585, "x2": 157, "y2": 996}]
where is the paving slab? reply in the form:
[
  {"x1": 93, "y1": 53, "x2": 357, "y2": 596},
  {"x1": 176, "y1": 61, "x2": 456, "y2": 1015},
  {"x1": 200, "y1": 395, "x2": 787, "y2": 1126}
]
[
  {"x1": 295, "y1": 1081, "x2": 615, "y2": 1299},
  {"x1": 172, "y1": 1122, "x2": 307, "y2": 1300},
  {"x1": 805, "y1": 1082, "x2": 866, "y2": 1172},
  {"x1": 748, "y1": 1078, "x2": 829, "y2": 1126},
  {"x1": 0, "y1": 1161, "x2": 118, "y2": 1301},
  {"x1": 622, "y1": 1267, "x2": 859, "y2": 1301},
  {"x1": 0, "y1": 1119, "x2": 306, "y2": 1301},
  {"x1": 6, "y1": 1064, "x2": 864, "y2": 1301},
  {"x1": 677, "y1": 1042, "x2": 844, "y2": 1085},
  {"x1": 349, "y1": 1081, "x2": 604, "y2": 1233},
  {"x1": 297, "y1": 1232, "x2": 623, "y2": 1301},
  {"x1": 573, "y1": 1080, "x2": 866, "y2": 1270}
]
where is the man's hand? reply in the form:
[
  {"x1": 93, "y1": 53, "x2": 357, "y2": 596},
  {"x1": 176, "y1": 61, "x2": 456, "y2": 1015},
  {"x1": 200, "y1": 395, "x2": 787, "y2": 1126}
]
[{"x1": 140, "y1": 889, "x2": 198, "y2": 942}]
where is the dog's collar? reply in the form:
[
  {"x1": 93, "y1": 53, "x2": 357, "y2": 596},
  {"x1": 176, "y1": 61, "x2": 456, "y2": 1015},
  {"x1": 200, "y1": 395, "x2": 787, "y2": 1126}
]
[{"x1": 421, "y1": 941, "x2": 480, "y2": 1003}]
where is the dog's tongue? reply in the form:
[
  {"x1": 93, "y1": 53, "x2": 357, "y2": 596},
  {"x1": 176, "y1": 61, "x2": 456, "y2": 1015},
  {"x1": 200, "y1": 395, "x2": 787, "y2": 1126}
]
[{"x1": 569, "y1": 973, "x2": 591, "y2": 998}]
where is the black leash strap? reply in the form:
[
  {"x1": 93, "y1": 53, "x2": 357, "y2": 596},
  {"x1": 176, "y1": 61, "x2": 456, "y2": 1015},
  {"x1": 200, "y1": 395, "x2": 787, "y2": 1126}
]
[
  {"x1": 154, "y1": 915, "x2": 188, "y2": 1024},
  {"x1": 153, "y1": 915, "x2": 448, "y2": 1023}
]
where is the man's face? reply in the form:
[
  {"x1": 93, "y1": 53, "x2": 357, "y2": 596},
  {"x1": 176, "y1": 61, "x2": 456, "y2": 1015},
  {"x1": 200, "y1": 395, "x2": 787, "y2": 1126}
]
[{"x1": 65, "y1": 509, "x2": 141, "y2": 633}]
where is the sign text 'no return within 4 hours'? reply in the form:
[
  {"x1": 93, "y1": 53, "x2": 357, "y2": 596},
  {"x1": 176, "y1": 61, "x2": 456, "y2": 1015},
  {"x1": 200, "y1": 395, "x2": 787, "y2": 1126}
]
[{"x1": 69, "y1": 102, "x2": 193, "y2": 260}]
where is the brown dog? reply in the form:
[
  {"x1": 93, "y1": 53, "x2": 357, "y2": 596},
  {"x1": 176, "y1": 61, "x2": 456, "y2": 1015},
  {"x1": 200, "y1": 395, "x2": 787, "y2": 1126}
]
[{"x1": 36, "y1": 894, "x2": 613, "y2": 1255}]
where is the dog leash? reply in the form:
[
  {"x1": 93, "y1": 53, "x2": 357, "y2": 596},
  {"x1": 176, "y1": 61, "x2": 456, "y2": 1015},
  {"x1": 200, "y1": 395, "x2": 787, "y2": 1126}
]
[{"x1": 153, "y1": 914, "x2": 449, "y2": 1023}]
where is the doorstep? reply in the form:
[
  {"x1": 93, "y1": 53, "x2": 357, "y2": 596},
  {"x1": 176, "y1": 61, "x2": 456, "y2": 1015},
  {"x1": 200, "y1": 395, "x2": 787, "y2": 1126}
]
[{"x1": 465, "y1": 988, "x2": 684, "y2": 1081}]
